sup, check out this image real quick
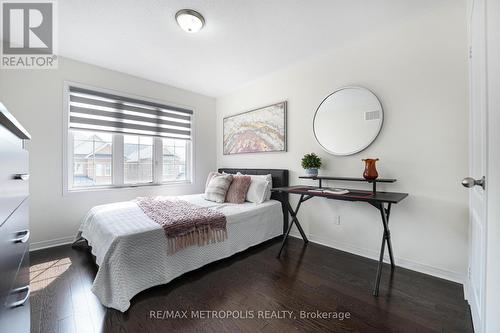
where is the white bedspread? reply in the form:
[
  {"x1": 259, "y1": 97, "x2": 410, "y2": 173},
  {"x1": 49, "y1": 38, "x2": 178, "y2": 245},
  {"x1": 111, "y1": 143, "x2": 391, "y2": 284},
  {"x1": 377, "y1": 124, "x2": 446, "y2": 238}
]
[{"x1": 75, "y1": 194, "x2": 283, "y2": 312}]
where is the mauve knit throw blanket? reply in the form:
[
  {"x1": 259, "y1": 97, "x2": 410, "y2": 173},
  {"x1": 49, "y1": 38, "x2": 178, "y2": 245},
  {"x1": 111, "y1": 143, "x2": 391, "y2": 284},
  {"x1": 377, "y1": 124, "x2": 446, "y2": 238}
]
[{"x1": 135, "y1": 197, "x2": 227, "y2": 254}]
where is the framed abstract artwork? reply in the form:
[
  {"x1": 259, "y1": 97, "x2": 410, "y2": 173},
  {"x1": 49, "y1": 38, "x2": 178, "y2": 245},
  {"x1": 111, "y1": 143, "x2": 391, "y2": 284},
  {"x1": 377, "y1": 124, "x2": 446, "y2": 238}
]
[{"x1": 223, "y1": 101, "x2": 287, "y2": 155}]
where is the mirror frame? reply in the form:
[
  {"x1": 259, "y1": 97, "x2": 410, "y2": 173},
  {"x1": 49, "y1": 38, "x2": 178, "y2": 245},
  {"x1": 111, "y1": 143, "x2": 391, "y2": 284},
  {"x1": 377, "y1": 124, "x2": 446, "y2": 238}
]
[{"x1": 312, "y1": 86, "x2": 384, "y2": 156}]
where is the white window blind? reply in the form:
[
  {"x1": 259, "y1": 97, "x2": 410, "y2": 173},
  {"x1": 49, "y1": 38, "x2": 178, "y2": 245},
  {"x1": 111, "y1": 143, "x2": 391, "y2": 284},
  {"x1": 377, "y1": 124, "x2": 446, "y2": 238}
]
[{"x1": 68, "y1": 86, "x2": 192, "y2": 140}]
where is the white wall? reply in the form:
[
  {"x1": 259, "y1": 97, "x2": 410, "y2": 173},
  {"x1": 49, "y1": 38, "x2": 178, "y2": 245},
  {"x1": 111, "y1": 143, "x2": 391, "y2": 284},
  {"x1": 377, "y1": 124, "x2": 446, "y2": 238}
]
[
  {"x1": 0, "y1": 57, "x2": 217, "y2": 249},
  {"x1": 216, "y1": 2, "x2": 469, "y2": 282}
]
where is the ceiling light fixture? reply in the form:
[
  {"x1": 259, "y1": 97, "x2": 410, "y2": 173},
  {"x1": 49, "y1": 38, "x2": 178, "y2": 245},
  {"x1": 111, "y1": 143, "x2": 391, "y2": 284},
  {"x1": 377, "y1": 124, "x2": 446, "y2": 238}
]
[{"x1": 175, "y1": 9, "x2": 205, "y2": 33}]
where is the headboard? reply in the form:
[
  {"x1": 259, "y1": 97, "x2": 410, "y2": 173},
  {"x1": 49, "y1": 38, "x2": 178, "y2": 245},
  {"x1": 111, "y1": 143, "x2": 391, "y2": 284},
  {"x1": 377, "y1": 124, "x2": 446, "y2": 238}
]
[{"x1": 218, "y1": 168, "x2": 289, "y2": 235}]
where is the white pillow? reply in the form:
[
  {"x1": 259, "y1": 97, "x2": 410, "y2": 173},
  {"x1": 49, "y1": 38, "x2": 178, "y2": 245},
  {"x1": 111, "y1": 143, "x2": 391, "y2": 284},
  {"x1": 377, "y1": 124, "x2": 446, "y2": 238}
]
[
  {"x1": 245, "y1": 178, "x2": 270, "y2": 204},
  {"x1": 238, "y1": 173, "x2": 273, "y2": 201},
  {"x1": 254, "y1": 174, "x2": 273, "y2": 200}
]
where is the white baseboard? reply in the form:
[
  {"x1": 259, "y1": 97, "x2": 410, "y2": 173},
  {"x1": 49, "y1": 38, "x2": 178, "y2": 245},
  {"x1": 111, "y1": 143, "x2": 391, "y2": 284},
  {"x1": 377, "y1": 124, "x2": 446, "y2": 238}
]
[
  {"x1": 289, "y1": 232, "x2": 466, "y2": 285},
  {"x1": 30, "y1": 236, "x2": 75, "y2": 252},
  {"x1": 463, "y1": 279, "x2": 469, "y2": 301}
]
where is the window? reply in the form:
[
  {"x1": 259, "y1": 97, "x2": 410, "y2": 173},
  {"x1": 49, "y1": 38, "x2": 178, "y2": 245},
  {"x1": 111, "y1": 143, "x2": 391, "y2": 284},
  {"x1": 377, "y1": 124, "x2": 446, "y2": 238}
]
[
  {"x1": 72, "y1": 131, "x2": 113, "y2": 187},
  {"x1": 66, "y1": 85, "x2": 193, "y2": 191},
  {"x1": 124, "y1": 135, "x2": 153, "y2": 184},
  {"x1": 162, "y1": 138, "x2": 189, "y2": 181}
]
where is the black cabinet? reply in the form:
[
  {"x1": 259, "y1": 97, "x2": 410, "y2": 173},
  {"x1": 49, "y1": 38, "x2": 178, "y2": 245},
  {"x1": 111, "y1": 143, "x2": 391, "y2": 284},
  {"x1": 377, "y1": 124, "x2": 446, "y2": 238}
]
[{"x1": 0, "y1": 103, "x2": 31, "y2": 332}]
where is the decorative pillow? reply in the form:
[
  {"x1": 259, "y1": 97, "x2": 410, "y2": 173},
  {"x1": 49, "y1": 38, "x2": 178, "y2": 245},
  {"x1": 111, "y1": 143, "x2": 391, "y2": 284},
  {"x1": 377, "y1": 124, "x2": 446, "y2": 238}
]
[
  {"x1": 204, "y1": 174, "x2": 233, "y2": 203},
  {"x1": 205, "y1": 171, "x2": 222, "y2": 190},
  {"x1": 237, "y1": 173, "x2": 273, "y2": 202},
  {"x1": 245, "y1": 178, "x2": 271, "y2": 204},
  {"x1": 225, "y1": 176, "x2": 251, "y2": 204}
]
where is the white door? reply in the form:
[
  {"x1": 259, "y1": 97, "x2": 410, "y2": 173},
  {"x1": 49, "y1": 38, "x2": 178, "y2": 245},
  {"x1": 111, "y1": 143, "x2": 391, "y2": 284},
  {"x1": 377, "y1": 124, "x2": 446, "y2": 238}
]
[{"x1": 466, "y1": 0, "x2": 487, "y2": 332}]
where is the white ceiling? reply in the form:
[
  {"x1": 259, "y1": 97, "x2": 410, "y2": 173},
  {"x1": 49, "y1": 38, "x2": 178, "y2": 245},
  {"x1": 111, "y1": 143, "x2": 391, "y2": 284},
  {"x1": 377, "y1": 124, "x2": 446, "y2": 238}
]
[{"x1": 58, "y1": 0, "x2": 440, "y2": 97}]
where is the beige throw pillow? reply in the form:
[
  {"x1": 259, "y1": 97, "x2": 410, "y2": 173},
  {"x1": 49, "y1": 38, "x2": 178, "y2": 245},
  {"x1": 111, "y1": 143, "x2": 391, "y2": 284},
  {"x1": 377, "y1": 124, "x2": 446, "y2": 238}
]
[
  {"x1": 205, "y1": 171, "x2": 222, "y2": 190},
  {"x1": 204, "y1": 174, "x2": 233, "y2": 203}
]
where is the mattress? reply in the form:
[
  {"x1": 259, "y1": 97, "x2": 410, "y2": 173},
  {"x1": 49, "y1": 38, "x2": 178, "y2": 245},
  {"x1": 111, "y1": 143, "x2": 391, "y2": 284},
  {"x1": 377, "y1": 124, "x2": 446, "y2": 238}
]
[{"x1": 74, "y1": 194, "x2": 283, "y2": 312}]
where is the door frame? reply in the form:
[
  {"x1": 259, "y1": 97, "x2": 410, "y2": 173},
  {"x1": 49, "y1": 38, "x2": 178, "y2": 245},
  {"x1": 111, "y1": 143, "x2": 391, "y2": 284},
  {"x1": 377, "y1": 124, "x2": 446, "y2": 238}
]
[
  {"x1": 466, "y1": 0, "x2": 487, "y2": 331},
  {"x1": 484, "y1": 0, "x2": 500, "y2": 332},
  {"x1": 466, "y1": 0, "x2": 500, "y2": 332}
]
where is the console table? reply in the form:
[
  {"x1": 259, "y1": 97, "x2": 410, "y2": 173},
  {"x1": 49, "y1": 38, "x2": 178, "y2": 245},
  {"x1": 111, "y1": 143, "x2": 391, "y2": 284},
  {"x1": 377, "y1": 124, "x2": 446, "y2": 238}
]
[{"x1": 272, "y1": 176, "x2": 408, "y2": 296}]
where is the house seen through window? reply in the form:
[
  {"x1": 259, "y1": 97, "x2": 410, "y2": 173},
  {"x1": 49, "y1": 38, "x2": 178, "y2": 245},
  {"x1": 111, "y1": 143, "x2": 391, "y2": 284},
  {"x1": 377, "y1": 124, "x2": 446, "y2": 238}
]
[{"x1": 73, "y1": 131, "x2": 113, "y2": 187}]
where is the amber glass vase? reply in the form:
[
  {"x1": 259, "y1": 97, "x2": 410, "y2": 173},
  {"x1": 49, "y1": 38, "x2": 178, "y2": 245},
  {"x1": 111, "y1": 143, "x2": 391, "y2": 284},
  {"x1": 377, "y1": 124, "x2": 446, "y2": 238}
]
[{"x1": 362, "y1": 158, "x2": 379, "y2": 180}]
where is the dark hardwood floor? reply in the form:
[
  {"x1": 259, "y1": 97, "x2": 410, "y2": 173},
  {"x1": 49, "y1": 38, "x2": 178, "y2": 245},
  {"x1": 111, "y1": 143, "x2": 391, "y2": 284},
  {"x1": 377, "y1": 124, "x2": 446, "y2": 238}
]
[{"x1": 29, "y1": 238, "x2": 473, "y2": 333}]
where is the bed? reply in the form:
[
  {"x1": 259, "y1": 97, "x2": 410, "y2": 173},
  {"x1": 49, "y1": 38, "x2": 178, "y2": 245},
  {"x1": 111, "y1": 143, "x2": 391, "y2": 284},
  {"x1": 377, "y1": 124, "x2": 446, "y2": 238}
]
[{"x1": 73, "y1": 168, "x2": 289, "y2": 312}]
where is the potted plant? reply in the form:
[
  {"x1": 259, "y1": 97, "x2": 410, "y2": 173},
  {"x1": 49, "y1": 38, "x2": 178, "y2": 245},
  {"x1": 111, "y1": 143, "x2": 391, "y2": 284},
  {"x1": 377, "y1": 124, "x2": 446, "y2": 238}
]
[{"x1": 301, "y1": 153, "x2": 322, "y2": 176}]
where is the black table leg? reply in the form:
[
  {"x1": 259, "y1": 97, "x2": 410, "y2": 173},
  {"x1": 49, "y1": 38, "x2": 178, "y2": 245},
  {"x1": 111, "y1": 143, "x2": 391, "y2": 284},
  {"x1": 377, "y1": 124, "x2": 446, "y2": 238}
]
[
  {"x1": 373, "y1": 202, "x2": 395, "y2": 296},
  {"x1": 277, "y1": 194, "x2": 309, "y2": 258},
  {"x1": 277, "y1": 215, "x2": 295, "y2": 258},
  {"x1": 384, "y1": 204, "x2": 395, "y2": 269}
]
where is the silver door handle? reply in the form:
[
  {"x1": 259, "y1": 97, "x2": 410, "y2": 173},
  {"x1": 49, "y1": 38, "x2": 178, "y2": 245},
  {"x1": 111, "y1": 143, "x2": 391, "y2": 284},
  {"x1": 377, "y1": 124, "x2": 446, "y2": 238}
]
[
  {"x1": 12, "y1": 230, "x2": 29, "y2": 243},
  {"x1": 12, "y1": 174, "x2": 29, "y2": 181},
  {"x1": 7, "y1": 286, "x2": 30, "y2": 307},
  {"x1": 462, "y1": 176, "x2": 485, "y2": 189}
]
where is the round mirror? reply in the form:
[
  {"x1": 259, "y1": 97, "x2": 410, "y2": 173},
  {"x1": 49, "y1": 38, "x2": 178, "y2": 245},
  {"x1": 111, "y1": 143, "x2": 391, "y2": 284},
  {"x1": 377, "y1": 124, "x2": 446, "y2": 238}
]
[{"x1": 313, "y1": 86, "x2": 383, "y2": 156}]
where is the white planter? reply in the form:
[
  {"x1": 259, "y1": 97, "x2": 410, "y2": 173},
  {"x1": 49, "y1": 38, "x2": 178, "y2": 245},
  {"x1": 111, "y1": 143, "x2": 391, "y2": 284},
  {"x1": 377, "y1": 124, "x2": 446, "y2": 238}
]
[{"x1": 304, "y1": 168, "x2": 318, "y2": 176}]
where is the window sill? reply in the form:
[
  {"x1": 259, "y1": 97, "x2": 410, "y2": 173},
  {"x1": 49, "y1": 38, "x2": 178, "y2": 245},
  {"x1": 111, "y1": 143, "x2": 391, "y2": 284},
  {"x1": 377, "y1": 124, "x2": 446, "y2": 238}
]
[{"x1": 64, "y1": 180, "x2": 193, "y2": 196}]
